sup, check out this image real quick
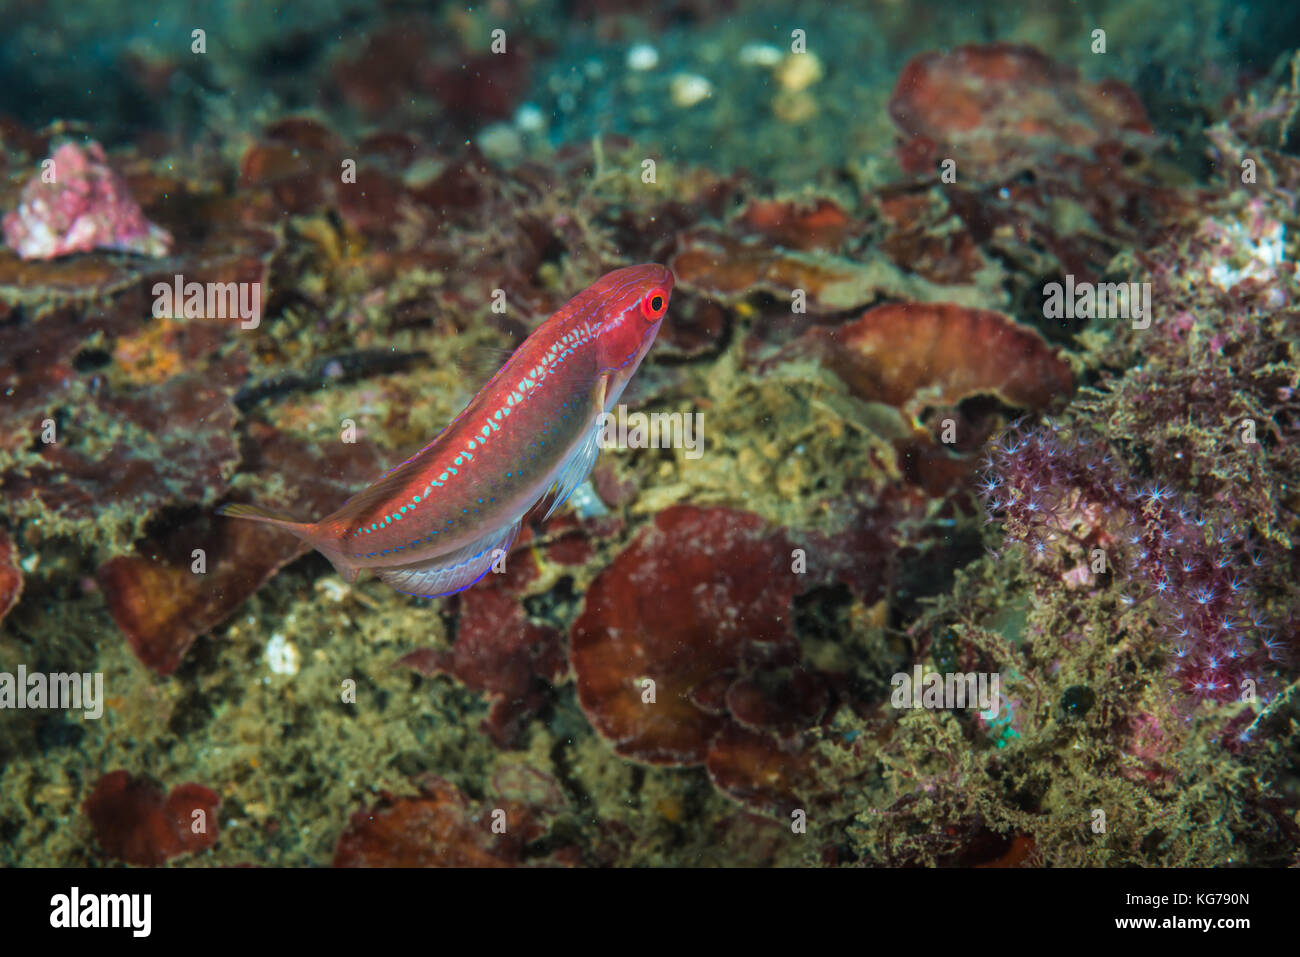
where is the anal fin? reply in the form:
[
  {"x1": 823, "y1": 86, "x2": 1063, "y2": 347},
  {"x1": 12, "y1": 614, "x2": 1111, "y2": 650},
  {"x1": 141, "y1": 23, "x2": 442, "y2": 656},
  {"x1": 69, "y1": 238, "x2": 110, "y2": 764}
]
[{"x1": 377, "y1": 519, "x2": 521, "y2": 598}]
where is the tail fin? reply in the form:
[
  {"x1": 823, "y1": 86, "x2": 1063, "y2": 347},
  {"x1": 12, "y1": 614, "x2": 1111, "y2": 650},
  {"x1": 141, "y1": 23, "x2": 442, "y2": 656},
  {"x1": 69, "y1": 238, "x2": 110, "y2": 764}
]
[
  {"x1": 217, "y1": 502, "x2": 360, "y2": 583},
  {"x1": 217, "y1": 502, "x2": 309, "y2": 531}
]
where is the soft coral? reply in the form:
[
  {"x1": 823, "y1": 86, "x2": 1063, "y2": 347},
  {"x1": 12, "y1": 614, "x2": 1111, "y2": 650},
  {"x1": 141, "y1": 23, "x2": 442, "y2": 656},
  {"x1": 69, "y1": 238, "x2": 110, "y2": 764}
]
[{"x1": 981, "y1": 420, "x2": 1281, "y2": 711}]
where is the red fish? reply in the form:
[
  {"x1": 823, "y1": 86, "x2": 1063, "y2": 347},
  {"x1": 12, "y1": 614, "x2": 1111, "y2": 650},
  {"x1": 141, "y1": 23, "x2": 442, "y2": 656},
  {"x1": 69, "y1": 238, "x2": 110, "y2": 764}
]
[{"x1": 220, "y1": 264, "x2": 673, "y2": 597}]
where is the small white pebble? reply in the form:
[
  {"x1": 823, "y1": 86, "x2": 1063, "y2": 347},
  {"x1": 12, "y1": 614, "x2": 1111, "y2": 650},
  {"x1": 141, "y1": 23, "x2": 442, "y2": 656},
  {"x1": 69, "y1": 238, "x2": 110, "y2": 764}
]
[
  {"x1": 515, "y1": 103, "x2": 545, "y2": 133},
  {"x1": 626, "y1": 43, "x2": 660, "y2": 71},
  {"x1": 671, "y1": 73, "x2": 713, "y2": 108},
  {"x1": 739, "y1": 42, "x2": 782, "y2": 67},
  {"x1": 265, "y1": 632, "x2": 299, "y2": 677},
  {"x1": 315, "y1": 578, "x2": 348, "y2": 602},
  {"x1": 775, "y1": 51, "x2": 824, "y2": 92},
  {"x1": 477, "y1": 123, "x2": 523, "y2": 161}
]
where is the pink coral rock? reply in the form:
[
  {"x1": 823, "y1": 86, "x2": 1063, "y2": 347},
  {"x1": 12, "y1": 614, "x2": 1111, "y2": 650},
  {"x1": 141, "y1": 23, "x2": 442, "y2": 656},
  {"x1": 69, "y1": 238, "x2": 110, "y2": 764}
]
[{"x1": 3, "y1": 141, "x2": 172, "y2": 260}]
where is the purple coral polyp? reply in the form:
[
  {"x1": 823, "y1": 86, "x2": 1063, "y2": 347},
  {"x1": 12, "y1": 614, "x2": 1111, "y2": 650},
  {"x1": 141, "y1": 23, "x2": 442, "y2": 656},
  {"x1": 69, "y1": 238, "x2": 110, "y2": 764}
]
[{"x1": 2, "y1": 141, "x2": 173, "y2": 260}]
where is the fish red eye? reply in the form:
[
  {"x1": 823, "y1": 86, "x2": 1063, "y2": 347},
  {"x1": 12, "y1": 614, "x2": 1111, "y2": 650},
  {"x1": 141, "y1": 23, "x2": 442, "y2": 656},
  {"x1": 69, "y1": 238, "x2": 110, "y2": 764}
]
[{"x1": 640, "y1": 287, "x2": 668, "y2": 321}]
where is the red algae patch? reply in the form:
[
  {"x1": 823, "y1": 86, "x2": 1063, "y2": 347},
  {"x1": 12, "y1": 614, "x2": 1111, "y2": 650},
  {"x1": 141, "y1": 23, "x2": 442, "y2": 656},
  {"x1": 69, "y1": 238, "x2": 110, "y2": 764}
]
[
  {"x1": 570, "y1": 505, "x2": 835, "y2": 796},
  {"x1": 888, "y1": 43, "x2": 1152, "y2": 181},
  {"x1": 83, "y1": 771, "x2": 220, "y2": 866},
  {"x1": 798, "y1": 302, "x2": 1073, "y2": 422},
  {"x1": 735, "y1": 197, "x2": 855, "y2": 252},
  {"x1": 669, "y1": 229, "x2": 872, "y2": 309},
  {"x1": 97, "y1": 519, "x2": 307, "y2": 677},
  {"x1": 333, "y1": 776, "x2": 554, "y2": 867},
  {"x1": 876, "y1": 188, "x2": 990, "y2": 285},
  {"x1": 569, "y1": 502, "x2": 909, "y2": 806},
  {"x1": 705, "y1": 724, "x2": 817, "y2": 816},
  {"x1": 0, "y1": 528, "x2": 22, "y2": 626},
  {"x1": 0, "y1": 251, "x2": 145, "y2": 302}
]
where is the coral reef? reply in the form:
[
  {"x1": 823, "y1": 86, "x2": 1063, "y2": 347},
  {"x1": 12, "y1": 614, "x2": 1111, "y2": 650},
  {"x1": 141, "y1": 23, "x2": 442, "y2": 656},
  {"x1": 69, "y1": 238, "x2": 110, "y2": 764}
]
[{"x1": 1, "y1": 5, "x2": 1297, "y2": 871}]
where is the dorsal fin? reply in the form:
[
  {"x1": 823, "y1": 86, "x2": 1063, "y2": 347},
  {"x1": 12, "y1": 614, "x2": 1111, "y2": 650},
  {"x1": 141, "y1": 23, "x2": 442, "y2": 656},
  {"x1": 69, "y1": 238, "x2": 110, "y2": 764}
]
[
  {"x1": 318, "y1": 451, "x2": 437, "y2": 533},
  {"x1": 454, "y1": 344, "x2": 518, "y2": 382}
]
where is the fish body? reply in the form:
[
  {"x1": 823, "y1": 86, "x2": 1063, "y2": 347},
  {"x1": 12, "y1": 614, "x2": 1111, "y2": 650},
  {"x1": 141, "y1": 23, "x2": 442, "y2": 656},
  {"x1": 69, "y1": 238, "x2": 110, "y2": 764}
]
[{"x1": 220, "y1": 264, "x2": 673, "y2": 597}]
